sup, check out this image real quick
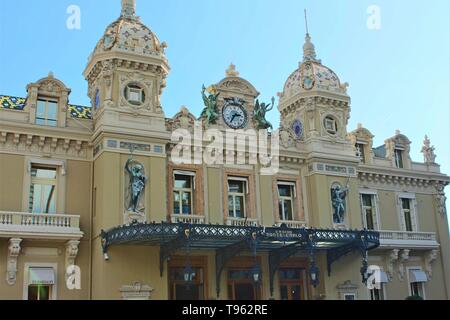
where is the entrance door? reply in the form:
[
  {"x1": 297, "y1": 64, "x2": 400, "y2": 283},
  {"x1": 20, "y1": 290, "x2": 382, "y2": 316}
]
[
  {"x1": 279, "y1": 268, "x2": 307, "y2": 300},
  {"x1": 169, "y1": 267, "x2": 205, "y2": 300},
  {"x1": 227, "y1": 269, "x2": 260, "y2": 300}
]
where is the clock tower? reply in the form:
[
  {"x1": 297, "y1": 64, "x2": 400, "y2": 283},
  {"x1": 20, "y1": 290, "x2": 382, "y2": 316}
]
[
  {"x1": 83, "y1": 0, "x2": 170, "y2": 139},
  {"x1": 202, "y1": 64, "x2": 260, "y2": 131}
]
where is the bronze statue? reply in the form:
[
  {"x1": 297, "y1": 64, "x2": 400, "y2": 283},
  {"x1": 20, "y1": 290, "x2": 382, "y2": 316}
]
[
  {"x1": 254, "y1": 97, "x2": 275, "y2": 130},
  {"x1": 200, "y1": 85, "x2": 220, "y2": 125},
  {"x1": 331, "y1": 183, "x2": 349, "y2": 224},
  {"x1": 125, "y1": 157, "x2": 148, "y2": 213}
]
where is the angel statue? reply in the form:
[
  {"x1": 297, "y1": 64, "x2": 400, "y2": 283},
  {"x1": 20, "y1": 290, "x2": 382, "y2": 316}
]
[
  {"x1": 331, "y1": 184, "x2": 349, "y2": 224},
  {"x1": 125, "y1": 156, "x2": 148, "y2": 213},
  {"x1": 200, "y1": 85, "x2": 220, "y2": 125},
  {"x1": 254, "y1": 97, "x2": 275, "y2": 130}
]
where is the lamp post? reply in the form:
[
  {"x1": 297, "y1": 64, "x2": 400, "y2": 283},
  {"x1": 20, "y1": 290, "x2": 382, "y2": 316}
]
[
  {"x1": 183, "y1": 228, "x2": 195, "y2": 287},
  {"x1": 250, "y1": 231, "x2": 261, "y2": 285},
  {"x1": 360, "y1": 234, "x2": 369, "y2": 285},
  {"x1": 308, "y1": 234, "x2": 319, "y2": 287}
]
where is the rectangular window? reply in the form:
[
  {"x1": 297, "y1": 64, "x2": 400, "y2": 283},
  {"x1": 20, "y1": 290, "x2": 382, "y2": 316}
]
[
  {"x1": 394, "y1": 149, "x2": 404, "y2": 168},
  {"x1": 401, "y1": 198, "x2": 413, "y2": 231},
  {"x1": 277, "y1": 183, "x2": 295, "y2": 221},
  {"x1": 36, "y1": 99, "x2": 58, "y2": 127},
  {"x1": 361, "y1": 194, "x2": 375, "y2": 230},
  {"x1": 410, "y1": 282, "x2": 424, "y2": 298},
  {"x1": 173, "y1": 174, "x2": 194, "y2": 215},
  {"x1": 228, "y1": 179, "x2": 247, "y2": 218},
  {"x1": 29, "y1": 166, "x2": 57, "y2": 214},
  {"x1": 27, "y1": 267, "x2": 55, "y2": 300},
  {"x1": 356, "y1": 143, "x2": 366, "y2": 163}
]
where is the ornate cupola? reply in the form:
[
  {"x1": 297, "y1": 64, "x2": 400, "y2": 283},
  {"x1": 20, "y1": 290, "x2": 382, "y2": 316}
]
[
  {"x1": 278, "y1": 28, "x2": 352, "y2": 152},
  {"x1": 84, "y1": 0, "x2": 170, "y2": 138}
]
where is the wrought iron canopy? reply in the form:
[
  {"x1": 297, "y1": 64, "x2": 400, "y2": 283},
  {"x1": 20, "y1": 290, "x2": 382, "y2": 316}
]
[{"x1": 100, "y1": 222, "x2": 379, "y2": 297}]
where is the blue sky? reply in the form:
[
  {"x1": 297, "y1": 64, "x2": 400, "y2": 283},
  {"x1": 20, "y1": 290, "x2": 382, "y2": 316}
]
[{"x1": 0, "y1": 0, "x2": 449, "y2": 229}]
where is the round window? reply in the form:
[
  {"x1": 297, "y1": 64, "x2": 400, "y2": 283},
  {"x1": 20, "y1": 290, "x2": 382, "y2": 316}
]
[
  {"x1": 124, "y1": 83, "x2": 146, "y2": 106},
  {"x1": 323, "y1": 116, "x2": 338, "y2": 135}
]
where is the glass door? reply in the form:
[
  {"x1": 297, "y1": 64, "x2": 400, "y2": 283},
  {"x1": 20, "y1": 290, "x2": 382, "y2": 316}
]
[
  {"x1": 279, "y1": 268, "x2": 307, "y2": 300},
  {"x1": 227, "y1": 269, "x2": 260, "y2": 300}
]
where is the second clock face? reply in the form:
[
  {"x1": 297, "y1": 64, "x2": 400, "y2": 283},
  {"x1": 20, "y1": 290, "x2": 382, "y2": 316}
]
[{"x1": 222, "y1": 103, "x2": 248, "y2": 129}]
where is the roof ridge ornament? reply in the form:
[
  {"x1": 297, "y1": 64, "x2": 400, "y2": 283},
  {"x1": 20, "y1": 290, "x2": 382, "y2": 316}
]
[
  {"x1": 121, "y1": 0, "x2": 136, "y2": 19},
  {"x1": 225, "y1": 63, "x2": 240, "y2": 77}
]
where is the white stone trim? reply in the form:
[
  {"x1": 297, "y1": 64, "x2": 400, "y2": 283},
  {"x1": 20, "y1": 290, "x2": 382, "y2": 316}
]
[
  {"x1": 22, "y1": 157, "x2": 67, "y2": 214},
  {"x1": 6, "y1": 238, "x2": 22, "y2": 285},
  {"x1": 23, "y1": 262, "x2": 58, "y2": 300}
]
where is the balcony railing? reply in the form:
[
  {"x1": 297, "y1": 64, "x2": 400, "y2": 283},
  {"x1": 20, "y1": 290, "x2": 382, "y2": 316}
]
[
  {"x1": 275, "y1": 221, "x2": 307, "y2": 229},
  {"x1": 170, "y1": 214, "x2": 205, "y2": 225},
  {"x1": 0, "y1": 211, "x2": 83, "y2": 240},
  {"x1": 226, "y1": 217, "x2": 259, "y2": 227},
  {"x1": 378, "y1": 230, "x2": 439, "y2": 249}
]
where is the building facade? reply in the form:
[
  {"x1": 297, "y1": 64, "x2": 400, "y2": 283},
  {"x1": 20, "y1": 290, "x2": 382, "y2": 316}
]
[{"x1": 0, "y1": 0, "x2": 449, "y2": 300}]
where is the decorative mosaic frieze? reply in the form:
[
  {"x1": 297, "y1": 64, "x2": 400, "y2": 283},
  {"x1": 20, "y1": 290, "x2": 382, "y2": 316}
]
[{"x1": 308, "y1": 162, "x2": 357, "y2": 177}]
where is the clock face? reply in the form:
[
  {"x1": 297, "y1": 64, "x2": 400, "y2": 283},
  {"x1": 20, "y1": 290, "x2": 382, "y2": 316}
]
[
  {"x1": 222, "y1": 99, "x2": 248, "y2": 129},
  {"x1": 292, "y1": 120, "x2": 304, "y2": 139},
  {"x1": 302, "y1": 76, "x2": 314, "y2": 90}
]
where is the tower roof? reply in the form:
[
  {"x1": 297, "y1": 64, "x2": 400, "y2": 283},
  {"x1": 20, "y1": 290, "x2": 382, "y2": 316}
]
[
  {"x1": 89, "y1": 0, "x2": 166, "y2": 61},
  {"x1": 279, "y1": 15, "x2": 348, "y2": 107}
]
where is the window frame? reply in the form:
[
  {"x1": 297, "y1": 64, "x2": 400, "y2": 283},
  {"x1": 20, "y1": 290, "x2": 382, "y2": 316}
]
[
  {"x1": 22, "y1": 158, "x2": 66, "y2": 214},
  {"x1": 407, "y1": 267, "x2": 426, "y2": 300},
  {"x1": 29, "y1": 165, "x2": 58, "y2": 214},
  {"x1": 23, "y1": 263, "x2": 57, "y2": 301},
  {"x1": 173, "y1": 172, "x2": 195, "y2": 216},
  {"x1": 355, "y1": 142, "x2": 367, "y2": 163},
  {"x1": 394, "y1": 148, "x2": 404, "y2": 168},
  {"x1": 359, "y1": 190, "x2": 381, "y2": 231},
  {"x1": 227, "y1": 178, "x2": 248, "y2": 218},
  {"x1": 35, "y1": 98, "x2": 58, "y2": 127},
  {"x1": 125, "y1": 83, "x2": 146, "y2": 106},
  {"x1": 324, "y1": 116, "x2": 338, "y2": 135},
  {"x1": 277, "y1": 182, "x2": 296, "y2": 221},
  {"x1": 398, "y1": 193, "x2": 418, "y2": 232}
]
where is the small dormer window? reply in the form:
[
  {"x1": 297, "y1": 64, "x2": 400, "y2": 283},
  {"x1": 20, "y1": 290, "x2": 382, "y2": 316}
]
[
  {"x1": 36, "y1": 99, "x2": 58, "y2": 127},
  {"x1": 125, "y1": 83, "x2": 145, "y2": 106},
  {"x1": 394, "y1": 148, "x2": 404, "y2": 168},
  {"x1": 324, "y1": 116, "x2": 337, "y2": 135},
  {"x1": 356, "y1": 143, "x2": 366, "y2": 163}
]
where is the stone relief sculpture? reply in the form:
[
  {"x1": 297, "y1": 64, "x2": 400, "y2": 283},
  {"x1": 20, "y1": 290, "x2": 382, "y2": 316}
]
[
  {"x1": 125, "y1": 154, "x2": 148, "y2": 214},
  {"x1": 200, "y1": 84, "x2": 220, "y2": 126},
  {"x1": 421, "y1": 135, "x2": 436, "y2": 164},
  {"x1": 254, "y1": 97, "x2": 275, "y2": 130},
  {"x1": 331, "y1": 181, "x2": 349, "y2": 224},
  {"x1": 435, "y1": 184, "x2": 448, "y2": 217}
]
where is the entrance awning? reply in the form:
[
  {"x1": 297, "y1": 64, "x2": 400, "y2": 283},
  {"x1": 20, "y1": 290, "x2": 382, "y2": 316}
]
[
  {"x1": 409, "y1": 269, "x2": 428, "y2": 283},
  {"x1": 29, "y1": 267, "x2": 55, "y2": 285},
  {"x1": 100, "y1": 222, "x2": 380, "y2": 297}
]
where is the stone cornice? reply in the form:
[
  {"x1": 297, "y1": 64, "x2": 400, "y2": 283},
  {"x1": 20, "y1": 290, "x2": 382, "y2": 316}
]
[
  {"x1": 0, "y1": 129, "x2": 91, "y2": 161},
  {"x1": 358, "y1": 165, "x2": 450, "y2": 186},
  {"x1": 280, "y1": 93, "x2": 350, "y2": 115}
]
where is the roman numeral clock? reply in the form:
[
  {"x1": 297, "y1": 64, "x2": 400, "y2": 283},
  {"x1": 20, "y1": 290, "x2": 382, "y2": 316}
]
[{"x1": 221, "y1": 97, "x2": 248, "y2": 129}]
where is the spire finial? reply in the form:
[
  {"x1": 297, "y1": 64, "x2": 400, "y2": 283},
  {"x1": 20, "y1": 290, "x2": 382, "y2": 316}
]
[
  {"x1": 121, "y1": 0, "x2": 136, "y2": 18},
  {"x1": 302, "y1": 9, "x2": 319, "y2": 63},
  {"x1": 304, "y1": 9, "x2": 309, "y2": 35}
]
